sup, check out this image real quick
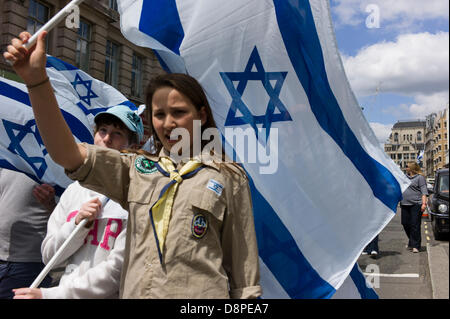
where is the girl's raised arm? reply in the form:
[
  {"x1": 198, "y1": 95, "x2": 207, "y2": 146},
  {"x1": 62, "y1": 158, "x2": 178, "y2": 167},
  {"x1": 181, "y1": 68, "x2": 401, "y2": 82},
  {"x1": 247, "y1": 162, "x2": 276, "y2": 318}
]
[{"x1": 3, "y1": 31, "x2": 86, "y2": 172}]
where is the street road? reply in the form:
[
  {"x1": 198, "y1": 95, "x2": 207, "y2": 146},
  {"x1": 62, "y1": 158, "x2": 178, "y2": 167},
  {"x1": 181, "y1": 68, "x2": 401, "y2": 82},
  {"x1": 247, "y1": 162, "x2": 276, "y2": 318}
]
[{"x1": 358, "y1": 206, "x2": 449, "y2": 299}]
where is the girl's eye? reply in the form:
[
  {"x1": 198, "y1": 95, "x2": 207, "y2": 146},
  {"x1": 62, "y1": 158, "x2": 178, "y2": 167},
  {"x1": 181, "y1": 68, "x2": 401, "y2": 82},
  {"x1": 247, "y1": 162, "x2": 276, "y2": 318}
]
[{"x1": 174, "y1": 110, "x2": 186, "y2": 116}]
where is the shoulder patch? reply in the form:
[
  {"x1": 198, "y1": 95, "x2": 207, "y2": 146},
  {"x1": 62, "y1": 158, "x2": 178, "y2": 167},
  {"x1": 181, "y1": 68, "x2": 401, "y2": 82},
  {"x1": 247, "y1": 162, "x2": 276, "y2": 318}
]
[
  {"x1": 206, "y1": 179, "x2": 224, "y2": 196},
  {"x1": 135, "y1": 155, "x2": 157, "y2": 174}
]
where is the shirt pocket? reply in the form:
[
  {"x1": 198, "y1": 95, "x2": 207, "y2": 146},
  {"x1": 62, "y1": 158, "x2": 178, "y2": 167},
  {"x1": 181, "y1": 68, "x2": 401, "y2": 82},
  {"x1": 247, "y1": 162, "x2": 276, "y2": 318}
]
[
  {"x1": 127, "y1": 178, "x2": 156, "y2": 236},
  {"x1": 169, "y1": 187, "x2": 226, "y2": 260},
  {"x1": 189, "y1": 188, "x2": 226, "y2": 222}
]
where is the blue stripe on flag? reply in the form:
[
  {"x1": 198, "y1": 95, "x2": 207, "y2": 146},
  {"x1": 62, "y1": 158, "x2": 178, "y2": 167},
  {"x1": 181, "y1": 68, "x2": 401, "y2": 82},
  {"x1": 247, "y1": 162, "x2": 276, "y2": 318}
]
[
  {"x1": 248, "y1": 174, "x2": 336, "y2": 298},
  {"x1": 0, "y1": 80, "x2": 30, "y2": 105},
  {"x1": 139, "y1": 0, "x2": 184, "y2": 55},
  {"x1": 0, "y1": 80, "x2": 93, "y2": 144},
  {"x1": 350, "y1": 264, "x2": 379, "y2": 299},
  {"x1": 272, "y1": 0, "x2": 402, "y2": 212},
  {"x1": 46, "y1": 56, "x2": 78, "y2": 71}
]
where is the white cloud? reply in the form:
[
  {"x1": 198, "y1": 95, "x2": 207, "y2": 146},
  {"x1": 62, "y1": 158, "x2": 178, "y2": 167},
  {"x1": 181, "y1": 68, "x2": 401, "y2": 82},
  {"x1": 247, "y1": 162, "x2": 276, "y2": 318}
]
[
  {"x1": 332, "y1": 0, "x2": 449, "y2": 28},
  {"x1": 342, "y1": 31, "x2": 449, "y2": 121},
  {"x1": 408, "y1": 92, "x2": 449, "y2": 118},
  {"x1": 369, "y1": 122, "x2": 393, "y2": 144},
  {"x1": 342, "y1": 32, "x2": 449, "y2": 97}
]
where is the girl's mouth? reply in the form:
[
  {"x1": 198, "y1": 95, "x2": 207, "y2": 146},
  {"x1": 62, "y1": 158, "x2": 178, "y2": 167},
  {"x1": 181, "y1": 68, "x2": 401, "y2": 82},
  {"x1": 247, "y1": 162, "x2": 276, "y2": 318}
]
[{"x1": 166, "y1": 133, "x2": 180, "y2": 144}]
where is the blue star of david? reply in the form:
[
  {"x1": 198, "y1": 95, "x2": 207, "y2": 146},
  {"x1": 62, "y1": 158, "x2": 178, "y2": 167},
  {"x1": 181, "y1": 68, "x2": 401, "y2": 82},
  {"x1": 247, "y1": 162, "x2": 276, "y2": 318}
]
[
  {"x1": 2, "y1": 119, "x2": 48, "y2": 178},
  {"x1": 71, "y1": 73, "x2": 98, "y2": 106},
  {"x1": 220, "y1": 46, "x2": 292, "y2": 142}
]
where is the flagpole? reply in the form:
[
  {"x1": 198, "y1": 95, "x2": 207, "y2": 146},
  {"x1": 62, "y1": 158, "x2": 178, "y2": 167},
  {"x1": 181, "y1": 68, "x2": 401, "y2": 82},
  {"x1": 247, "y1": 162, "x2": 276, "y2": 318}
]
[{"x1": 29, "y1": 196, "x2": 109, "y2": 289}]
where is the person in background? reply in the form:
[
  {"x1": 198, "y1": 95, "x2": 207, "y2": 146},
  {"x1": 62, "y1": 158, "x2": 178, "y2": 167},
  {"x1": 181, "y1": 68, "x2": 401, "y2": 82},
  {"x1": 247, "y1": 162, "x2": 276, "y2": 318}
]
[
  {"x1": 362, "y1": 235, "x2": 379, "y2": 256},
  {"x1": 13, "y1": 105, "x2": 143, "y2": 299},
  {"x1": 0, "y1": 169, "x2": 56, "y2": 298},
  {"x1": 400, "y1": 162, "x2": 428, "y2": 253}
]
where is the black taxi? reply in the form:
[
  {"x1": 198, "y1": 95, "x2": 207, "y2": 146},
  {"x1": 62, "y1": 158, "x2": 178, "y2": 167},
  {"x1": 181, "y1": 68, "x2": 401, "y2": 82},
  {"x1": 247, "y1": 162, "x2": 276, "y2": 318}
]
[{"x1": 427, "y1": 168, "x2": 449, "y2": 240}]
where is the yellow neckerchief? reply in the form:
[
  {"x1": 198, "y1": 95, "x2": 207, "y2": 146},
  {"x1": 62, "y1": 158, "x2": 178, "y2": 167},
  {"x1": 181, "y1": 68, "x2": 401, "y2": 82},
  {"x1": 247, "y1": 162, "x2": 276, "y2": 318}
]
[{"x1": 151, "y1": 157, "x2": 203, "y2": 254}]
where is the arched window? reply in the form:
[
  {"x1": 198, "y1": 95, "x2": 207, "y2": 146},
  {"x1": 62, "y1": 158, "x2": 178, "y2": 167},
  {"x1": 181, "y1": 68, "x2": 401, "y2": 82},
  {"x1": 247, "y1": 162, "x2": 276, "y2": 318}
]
[{"x1": 417, "y1": 131, "x2": 422, "y2": 141}]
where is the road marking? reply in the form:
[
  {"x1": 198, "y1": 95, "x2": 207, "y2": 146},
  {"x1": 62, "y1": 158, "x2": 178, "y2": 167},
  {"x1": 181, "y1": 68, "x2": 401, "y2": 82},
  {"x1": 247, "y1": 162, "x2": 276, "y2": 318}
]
[{"x1": 363, "y1": 273, "x2": 420, "y2": 278}]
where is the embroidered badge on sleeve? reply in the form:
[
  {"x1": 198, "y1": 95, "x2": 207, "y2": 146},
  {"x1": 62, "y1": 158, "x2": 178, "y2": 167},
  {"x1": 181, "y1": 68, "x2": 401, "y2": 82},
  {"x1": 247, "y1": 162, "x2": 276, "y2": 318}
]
[{"x1": 135, "y1": 155, "x2": 157, "y2": 174}]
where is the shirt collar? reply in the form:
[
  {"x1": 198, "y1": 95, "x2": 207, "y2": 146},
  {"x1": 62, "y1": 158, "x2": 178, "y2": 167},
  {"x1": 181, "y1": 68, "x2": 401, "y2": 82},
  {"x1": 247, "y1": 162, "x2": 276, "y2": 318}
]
[{"x1": 155, "y1": 148, "x2": 222, "y2": 171}]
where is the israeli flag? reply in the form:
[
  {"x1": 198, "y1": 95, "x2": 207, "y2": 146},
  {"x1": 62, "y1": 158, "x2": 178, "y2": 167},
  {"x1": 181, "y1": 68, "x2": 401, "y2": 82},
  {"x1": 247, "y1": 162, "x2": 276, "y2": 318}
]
[
  {"x1": 117, "y1": 0, "x2": 410, "y2": 298},
  {"x1": 0, "y1": 56, "x2": 138, "y2": 196},
  {"x1": 416, "y1": 150, "x2": 424, "y2": 164}
]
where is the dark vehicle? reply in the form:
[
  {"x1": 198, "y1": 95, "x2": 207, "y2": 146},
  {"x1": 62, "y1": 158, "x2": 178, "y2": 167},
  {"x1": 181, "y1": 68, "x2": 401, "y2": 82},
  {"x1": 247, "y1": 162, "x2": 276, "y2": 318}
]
[{"x1": 427, "y1": 168, "x2": 449, "y2": 240}]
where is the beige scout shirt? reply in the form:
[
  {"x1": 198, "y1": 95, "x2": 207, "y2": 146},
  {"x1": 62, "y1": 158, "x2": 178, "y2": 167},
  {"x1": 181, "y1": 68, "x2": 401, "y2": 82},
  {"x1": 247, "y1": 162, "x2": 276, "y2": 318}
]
[{"x1": 66, "y1": 143, "x2": 262, "y2": 299}]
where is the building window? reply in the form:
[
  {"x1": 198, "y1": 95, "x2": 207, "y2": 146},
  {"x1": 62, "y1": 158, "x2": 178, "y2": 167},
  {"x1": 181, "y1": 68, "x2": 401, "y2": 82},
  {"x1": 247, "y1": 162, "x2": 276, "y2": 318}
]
[
  {"x1": 76, "y1": 20, "x2": 91, "y2": 72},
  {"x1": 403, "y1": 146, "x2": 409, "y2": 151},
  {"x1": 391, "y1": 154, "x2": 396, "y2": 160},
  {"x1": 27, "y1": 0, "x2": 49, "y2": 34},
  {"x1": 394, "y1": 133, "x2": 398, "y2": 142},
  {"x1": 105, "y1": 40, "x2": 120, "y2": 88},
  {"x1": 109, "y1": 0, "x2": 118, "y2": 11},
  {"x1": 417, "y1": 131, "x2": 422, "y2": 141},
  {"x1": 404, "y1": 153, "x2": 409, "y2": 160},
  {"x1": 131, "y1": 53, "x2": 143, "y2": 98}
]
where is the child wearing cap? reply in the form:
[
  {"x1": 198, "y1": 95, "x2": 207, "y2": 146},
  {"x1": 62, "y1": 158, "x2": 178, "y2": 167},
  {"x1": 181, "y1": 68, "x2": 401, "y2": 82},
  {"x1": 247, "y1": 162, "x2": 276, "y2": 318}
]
[
  {"x1": 6, "y1": 31, "x2": 261, "y2": 299},
  {"x1": 13, "y1": 105, "x2": 144, "y2": 299}
]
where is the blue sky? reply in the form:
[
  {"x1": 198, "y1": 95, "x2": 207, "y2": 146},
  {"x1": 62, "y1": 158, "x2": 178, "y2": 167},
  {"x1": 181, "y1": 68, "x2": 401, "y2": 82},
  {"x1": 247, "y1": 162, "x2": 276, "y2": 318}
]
[{"x1": 329, "y1": 0, "x2": 449, "y2": 143}]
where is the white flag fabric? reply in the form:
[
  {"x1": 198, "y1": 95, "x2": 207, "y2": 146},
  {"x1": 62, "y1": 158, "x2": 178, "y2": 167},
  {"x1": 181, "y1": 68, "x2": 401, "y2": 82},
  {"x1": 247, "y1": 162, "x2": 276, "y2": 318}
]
[
  {"x1": 117, "y1": 0, "x2": 410, "y2": 298},
  {"x1": 0, "y1": 56, "x2": 138, "y2": 196}
]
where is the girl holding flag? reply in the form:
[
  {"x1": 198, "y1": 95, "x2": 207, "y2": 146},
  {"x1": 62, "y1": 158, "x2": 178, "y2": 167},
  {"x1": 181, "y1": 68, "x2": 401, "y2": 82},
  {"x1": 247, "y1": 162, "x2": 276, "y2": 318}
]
[{"x1": 4, "y1": 31, "x2": 261, "y2": 298}]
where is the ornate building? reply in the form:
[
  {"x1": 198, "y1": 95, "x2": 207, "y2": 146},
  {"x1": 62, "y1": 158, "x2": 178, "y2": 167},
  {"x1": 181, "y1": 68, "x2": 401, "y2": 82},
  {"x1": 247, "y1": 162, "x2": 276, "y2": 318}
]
[{"x1": 384, "y1": 120, "x2": 426, "y2": 174}]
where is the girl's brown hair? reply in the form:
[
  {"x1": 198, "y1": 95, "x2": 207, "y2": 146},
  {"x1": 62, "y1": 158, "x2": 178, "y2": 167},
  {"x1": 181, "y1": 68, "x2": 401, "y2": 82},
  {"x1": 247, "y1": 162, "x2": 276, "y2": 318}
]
[{"x1": 145, "y1": 73, "x2": 218, "y2": 155}]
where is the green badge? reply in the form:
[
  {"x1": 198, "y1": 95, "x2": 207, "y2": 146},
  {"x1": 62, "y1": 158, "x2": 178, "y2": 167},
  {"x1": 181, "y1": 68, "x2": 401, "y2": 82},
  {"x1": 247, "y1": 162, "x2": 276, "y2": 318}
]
[{"x1": 135, "y1": 156, "x2": 157, "y2": 174}]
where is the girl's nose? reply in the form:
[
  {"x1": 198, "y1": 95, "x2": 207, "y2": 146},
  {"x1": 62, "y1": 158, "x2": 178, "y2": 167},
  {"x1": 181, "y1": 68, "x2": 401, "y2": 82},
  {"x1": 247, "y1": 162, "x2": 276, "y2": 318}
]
[{"x1": 163, "y1": 115, "x2": 176, "y2": 129}]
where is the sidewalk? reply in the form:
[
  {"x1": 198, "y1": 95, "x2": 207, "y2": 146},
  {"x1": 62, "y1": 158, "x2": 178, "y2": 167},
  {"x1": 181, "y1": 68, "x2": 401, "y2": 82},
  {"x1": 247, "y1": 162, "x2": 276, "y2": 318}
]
[{"x1": 425, "y1": 220, "x2": 449, "y2": 299}]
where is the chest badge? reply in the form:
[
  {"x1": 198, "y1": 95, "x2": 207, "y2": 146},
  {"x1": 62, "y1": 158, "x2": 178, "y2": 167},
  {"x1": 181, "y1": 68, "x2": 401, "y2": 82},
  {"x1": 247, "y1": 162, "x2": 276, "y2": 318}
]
[
  {"x1": 192, "y1": 213, "x2": 208, "y2": 239},
  {"x1": 135, "y1": 156, "x2": 157, "y2": 174}
]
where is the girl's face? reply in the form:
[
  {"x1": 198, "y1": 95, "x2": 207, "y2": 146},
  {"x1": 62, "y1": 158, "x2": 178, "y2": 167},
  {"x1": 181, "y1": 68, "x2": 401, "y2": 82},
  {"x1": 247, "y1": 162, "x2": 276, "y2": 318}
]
[
  {"x1": 94, "y1": 124, "x2": 130, "y2": 151},
  {"x1": 152, "y1": 87, "x2": 206, "y2": 152}
]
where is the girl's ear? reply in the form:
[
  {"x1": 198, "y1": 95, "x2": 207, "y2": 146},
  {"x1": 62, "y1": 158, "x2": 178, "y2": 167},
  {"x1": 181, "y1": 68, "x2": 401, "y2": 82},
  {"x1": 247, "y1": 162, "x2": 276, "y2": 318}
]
[{"x1": 199, "y1": 106, "x2": 207, "y2": 126}]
